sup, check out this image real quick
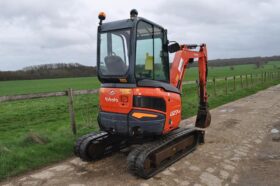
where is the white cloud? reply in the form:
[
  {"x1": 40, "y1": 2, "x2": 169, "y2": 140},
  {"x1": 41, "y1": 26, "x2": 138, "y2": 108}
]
[{"x1": 0, "y1": 0, "x2": 279, "y2": 70}]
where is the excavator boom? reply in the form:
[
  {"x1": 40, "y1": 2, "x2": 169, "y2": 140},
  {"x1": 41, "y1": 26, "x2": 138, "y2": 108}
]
[{"x1": 170, "y1": 43, "x2": 211, "y2": 128}]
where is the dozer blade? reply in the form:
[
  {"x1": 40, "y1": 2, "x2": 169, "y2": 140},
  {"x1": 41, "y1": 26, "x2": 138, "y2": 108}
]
[{"x1": 127, "y1": 127, "x2": 204, "y2": 179}]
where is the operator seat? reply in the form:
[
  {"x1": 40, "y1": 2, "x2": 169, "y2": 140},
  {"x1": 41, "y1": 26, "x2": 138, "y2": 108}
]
[{"x1": 104, "y1": 55, "x2": 128, "y2": 75}]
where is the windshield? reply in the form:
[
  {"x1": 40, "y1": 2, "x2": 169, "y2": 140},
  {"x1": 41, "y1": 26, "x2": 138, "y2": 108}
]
[
  {"x1": 135, "y1": 21, "x2": 169, "y2": 82},
  {"x1": 99, "y1": 29, "x2": 130, "y2": 76}
]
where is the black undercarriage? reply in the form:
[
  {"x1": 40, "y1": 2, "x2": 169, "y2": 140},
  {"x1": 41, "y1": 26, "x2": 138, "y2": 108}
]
[{"x1": 74, "y1": 127, "x2": 204, "y2": 179}]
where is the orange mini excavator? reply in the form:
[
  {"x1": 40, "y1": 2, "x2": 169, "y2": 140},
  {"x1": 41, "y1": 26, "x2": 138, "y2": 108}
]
[{"x1": 75, "y1": 9, "x2": 211, "y2": 178}]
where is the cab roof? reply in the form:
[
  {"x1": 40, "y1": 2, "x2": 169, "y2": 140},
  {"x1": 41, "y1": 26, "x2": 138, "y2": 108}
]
[{"x1": 99, "y1": 17, "x2": 165, "y2": 32}]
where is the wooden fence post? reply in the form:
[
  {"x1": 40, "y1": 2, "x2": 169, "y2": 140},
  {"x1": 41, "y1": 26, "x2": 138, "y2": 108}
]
[
  {"x1": 233, "y1": 76, "x2": 236, "y2": 91},
  {"x1": 67, "y1": 88, "x2": 77, "y2": 135},
  {"x1": 240, "y1": 75, "x2": 243, "y2": 88},
  {"x1": 264, "y1": 72, "x2": 266, "y2": 82},
  {"x1": 267, "y1": 72, "x2": 269, "y2": 80},
  {"x1": 245, "y1": 74, "x2": 248, "y2": 88},
  {"x1": 225, "y1": 77, "x2": 228, "y2": 95},
  {"x1": 213, "y1": 77, "x2": 216, "y2": 96},
  {"x1": 255, "y1": 74, "x2": 258, "y2": 85},
  {"x1": 250, "y1": 74, "x2": 253, "y2": 86}
]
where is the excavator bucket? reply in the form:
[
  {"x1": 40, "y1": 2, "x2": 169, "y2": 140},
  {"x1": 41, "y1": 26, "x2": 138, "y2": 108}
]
[{"x1": 195, "y1": 107, "x2": 211, "y2": 128}]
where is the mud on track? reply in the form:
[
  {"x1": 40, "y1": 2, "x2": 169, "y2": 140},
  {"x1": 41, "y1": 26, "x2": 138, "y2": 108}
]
[{"x1": 1, "y1": 84, "x2": 280, "y2": 186}]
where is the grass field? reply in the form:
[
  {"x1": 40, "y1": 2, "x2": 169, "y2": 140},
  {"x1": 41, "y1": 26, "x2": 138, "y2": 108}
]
[
  {"x1": 186, "y1": 61, "x2": 280, "y2": 81},
  {"x1": 0, "y1": 61, "x2": 279, "y2": 96},
  {"x1": 0, "y1": 61, "x2": 280, "y2": 180}
]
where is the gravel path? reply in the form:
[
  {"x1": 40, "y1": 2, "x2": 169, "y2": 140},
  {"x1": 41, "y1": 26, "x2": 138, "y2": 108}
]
[{"x1": 1, "y1": 84, "x2": 280, "y2": 186}]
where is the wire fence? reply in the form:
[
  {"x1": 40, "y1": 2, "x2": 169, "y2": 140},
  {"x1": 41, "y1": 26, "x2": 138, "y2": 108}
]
[{"x1": 200, "y1": 71, "x2": 280, "y2": 97}]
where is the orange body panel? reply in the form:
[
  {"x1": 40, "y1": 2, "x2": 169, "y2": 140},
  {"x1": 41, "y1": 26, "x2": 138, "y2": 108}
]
[
  {"x1": 99, "y1": 87, "x2": 181, "y2": 134},
  {"x1": 133, "y1": 88, "x2": 181, "y2": 134},
  {"x1": 170, "y1": 51, "x2": 184, "y2": 88},
  {"x1": 99, "y1": 88, "x2": 133, "y2": 114}
]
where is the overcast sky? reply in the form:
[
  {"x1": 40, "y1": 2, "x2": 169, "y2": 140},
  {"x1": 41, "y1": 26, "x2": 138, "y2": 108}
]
[{"x1": 0, "y1": 0, "x2": 279, "y2": 71}]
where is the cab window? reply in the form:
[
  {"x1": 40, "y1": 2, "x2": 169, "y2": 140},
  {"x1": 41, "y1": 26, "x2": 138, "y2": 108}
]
[
  {"x1": 135, "y1": 21, "x2": 168, "y2": 81},
  {"x1": 99, "y1": 29, "x2": 130, "y2": 76}
]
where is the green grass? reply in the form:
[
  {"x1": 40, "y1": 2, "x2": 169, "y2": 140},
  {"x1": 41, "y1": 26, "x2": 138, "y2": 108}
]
[
  {"x1": 185, "y1": 61, "x2": 280, "y2": 81},
  {"x1": 0, "y1": 61, "x2": 280, "y2": 180},
  {"x1": 0, "y1": 61, "x2": 279, "y2": 96},
  {"x1": 0, "y1": 94, "x2": 99, "y2": 180},
  {"x1": 0, "y1": 77, "x2": 100, "y2": 96}
]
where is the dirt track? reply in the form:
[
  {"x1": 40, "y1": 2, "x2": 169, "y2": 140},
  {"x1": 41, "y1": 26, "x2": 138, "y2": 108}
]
[{"x1": 1, "y1": 84, "x2": 280, "y2": 186}]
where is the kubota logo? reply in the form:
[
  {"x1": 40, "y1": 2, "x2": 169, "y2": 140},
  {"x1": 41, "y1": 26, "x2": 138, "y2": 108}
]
[
  {"x1": 170, "y1": 109, "x2": 181, "y2": 117},
  {"x1": 109, "y1": 90, "x2": 116, "y2": 96},
  {"x1": 105, "y1": 97, "x2": 118, "y2": 103}
]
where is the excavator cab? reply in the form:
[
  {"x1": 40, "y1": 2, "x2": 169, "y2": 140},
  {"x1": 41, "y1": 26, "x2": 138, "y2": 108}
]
[{"x1": 97, "y1": 9, "x2": 170, "y2": 85}]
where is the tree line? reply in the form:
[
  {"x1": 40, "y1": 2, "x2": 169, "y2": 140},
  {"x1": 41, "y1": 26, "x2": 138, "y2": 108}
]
[
  {"x1": 0, "y1": 63, "x2": 97, "y2": 81},
  {"x1": 1, "y1": 55, "x2": 280, "y2": 81}
]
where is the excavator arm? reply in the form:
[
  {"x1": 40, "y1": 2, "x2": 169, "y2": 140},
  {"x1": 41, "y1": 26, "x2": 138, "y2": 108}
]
[{"x1": 170, "y1": 43, "x2": 211, "y2": 128}]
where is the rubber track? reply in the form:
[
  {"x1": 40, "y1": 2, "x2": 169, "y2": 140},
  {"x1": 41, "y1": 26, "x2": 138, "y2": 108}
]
[
  {"x1": 78, "y1": 131, "x2": 109, "y2": 161},
  {"x1": 75, "y1": 131, "x2": 130, "y2": 162},
  {"x1": 127, "y1": 146, "x2": 146, "y2": 173},
  {"x1": 133, "y1": 128, "x2": 199, "y2": 179},
  {"x1": 127, "y1": 128, "x2": 186, "y2": 174},
  {"x1": 74, "y1": 132, "x2": 98, "y2": 157}
]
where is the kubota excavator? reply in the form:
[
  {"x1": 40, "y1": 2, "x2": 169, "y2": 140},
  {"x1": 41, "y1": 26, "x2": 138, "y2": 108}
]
[{"x1": 74, "y1": 9, "x2": 211, "y2": 179}]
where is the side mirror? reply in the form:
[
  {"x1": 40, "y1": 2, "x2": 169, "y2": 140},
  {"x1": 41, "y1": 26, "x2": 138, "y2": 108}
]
[{"x1": 168, "y1": 42, "x2": 180, "y2": 53}]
